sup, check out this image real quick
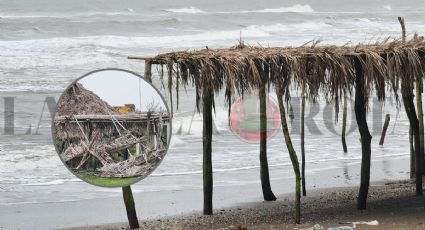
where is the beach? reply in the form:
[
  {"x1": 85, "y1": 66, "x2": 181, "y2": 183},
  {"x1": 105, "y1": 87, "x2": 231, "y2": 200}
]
[
  {"x1": 0, "y1": 155, "x2": 416, "y2": 229},
  {"x1": 62, "y1": 178, "x2": 425, "y2": 230},
  {"x1": 2, "y1": 0, "x2": 425, "y2": 229}
]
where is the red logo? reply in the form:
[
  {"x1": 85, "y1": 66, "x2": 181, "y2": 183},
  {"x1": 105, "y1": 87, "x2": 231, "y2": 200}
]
[{"x1": 229, "y1": 94, "x2": 280, "y2": 142}]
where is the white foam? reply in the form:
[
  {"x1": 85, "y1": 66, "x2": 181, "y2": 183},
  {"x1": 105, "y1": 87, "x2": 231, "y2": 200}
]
[
  {"x1": 0, "y1": 11, "x2": 134, "y2": 19},
  {"x1": 164, "y1": 4, "x2": 314, "y2": 15},
  {"x1": 164, "y1": 7, "x2": 205, "y2": 14},
  {"x1": 23, "y1": 178, "x2": 80, "y2": 186},
  {"x1": 243, "y1": 4, "x2": 314, "y2": 13},
  {"x1": 0, "y1": 145, "x2": 62, "y2": 172}
]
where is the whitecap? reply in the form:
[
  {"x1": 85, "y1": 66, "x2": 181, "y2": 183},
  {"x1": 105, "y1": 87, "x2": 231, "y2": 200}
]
[
  {"x1": 243, "y1": 4, "x2": 315, "y2": 13},
  {"x1": 164, "y1": 7, "x2": 205, "y2": 14}
]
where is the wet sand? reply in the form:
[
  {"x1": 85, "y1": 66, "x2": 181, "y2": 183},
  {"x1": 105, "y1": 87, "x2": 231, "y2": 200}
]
[
  {"x1": 0, "y1": 155, "x2": 415, "y2": 229},
  {"x1": 65, "y1": 179, "x2": 425, "y2": 230}
]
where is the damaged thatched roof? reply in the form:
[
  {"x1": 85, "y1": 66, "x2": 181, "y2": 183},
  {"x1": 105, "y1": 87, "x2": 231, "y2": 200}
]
[
  {"x1": 53, "y1": 83, "x2": 169, "y2": 140},
  {"x1": 131, "y1": 37, "x2": 425, "y2": 114},
  {"x1": 55, "y1": 83, "x2": 117, "y2": 117}
]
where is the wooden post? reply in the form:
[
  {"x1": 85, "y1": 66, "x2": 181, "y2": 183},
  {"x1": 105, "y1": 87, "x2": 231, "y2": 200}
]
[
  {"x1": 119, "y1": 61, "x2": 157, "y2": 229},
  {"x1": 276, "y1": 85, "x2": 301, "y2": 223},
  {"x1": 259, "y1": 81, "x2": 276, "y2": 201},
  {"x1": 354, "y1": 57, "x2": 372, "y2": 210},
  {"x1": 289, "y1": 103, "x2": 295, "y2": 121},
  {"x1": 300, "y1": 86, "x2": 307, "y2": 196},
  {"x1": 410, "y1": 126, "x2": 416, "y2": 178},
  {"x1": 399, "y1": 16, "x2": 423, "y2": 195},
  {"x1": 402, "y1": 93, "x2": 423, "y2": 195},
  {"x1": 144, "y1": 60, "x2": 152, "y2": 83},
  {"x1": 342, "y1": 93, "x2": 348, "y2": 153},
  {"x1": 416, "y1": 73, "x2": 425, "y2": 175},
  {"x1": 202, "y1": 88, "x2": 213, "y2": 215},
  {"x1": 122, "y1": 186, "x2": 139, "y2": 229},
  {"x1": 379, "y1": 114, "x2": 390, "y2": 145}
]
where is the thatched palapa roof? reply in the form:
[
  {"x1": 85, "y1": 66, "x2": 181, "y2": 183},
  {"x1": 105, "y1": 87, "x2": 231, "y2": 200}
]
[
  {"x1": 55, "y1": 83, "x2": 117, "y2": 116},
  {"x1": 133, "y1": 37, "x2": 425, "y2": 114},
  {"x1": 54, "y1": 83, "x2": 169, "y2": 140}
]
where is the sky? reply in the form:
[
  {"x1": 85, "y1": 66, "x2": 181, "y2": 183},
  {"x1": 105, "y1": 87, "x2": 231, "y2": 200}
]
[{"x1": 78, "y1": 70, "x2": 167, "y2": 112}]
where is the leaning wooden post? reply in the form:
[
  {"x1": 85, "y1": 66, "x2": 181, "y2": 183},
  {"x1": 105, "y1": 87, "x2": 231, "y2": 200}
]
[
  {"x1": 259, "y1": 66, "x2": 277, "y2": 201},
  {"x1": 413, "y1": 31, "x2": 425, "y2": 175},
  {"x1": 398, "y1": 16, "x2": 423, "y2": 195},
  {"x1": 342, "y1": 92, "x2": 348, "y2": 152},
  {"x1": 416, "y1": 59, "x2": 425, "y2": 175},
  {"x1": 120, "y1": 60, "x2": 156, "y2": 230},
  {"x1": 353, "y1": 56, "x2": 372, "y2": 210},
  {"x1": 202, "y1": 86, "x2": 214, "y2": 215},
  {"x1": 402, "y1": 89, "x2": 423, "y2": 195},
  {"x1": 300, "y1": 85, "x2": 307, "y2": 196},
  {"x1": 276, "y1": 85, "x2": 301, "y2": 223},
  {"x1": 121, "y1": 103, "x2": 141, "y2": 230},
  {"x1": 122, "y1": 186, "x2": 139, "y2": 229},
  {"x1": 379, "y1": 114, "x2": 390, "y2": 145}
]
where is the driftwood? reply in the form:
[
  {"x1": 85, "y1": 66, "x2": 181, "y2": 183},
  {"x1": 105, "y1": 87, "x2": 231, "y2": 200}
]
[
  {"x1": 99, "y1": 149, "x2": 166, "y2": 178},
  {"x1": 61, "y1": 133, "x2": 155, "y2": 177}
]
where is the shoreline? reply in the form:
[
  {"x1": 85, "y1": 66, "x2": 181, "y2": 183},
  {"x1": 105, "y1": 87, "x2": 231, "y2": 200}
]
[
  {"x1": 65, "y1": 179, "x2": 425, "y2": 230},
  {"x1": 0, "y1": 155, "x2": 414, "y2": 229}
]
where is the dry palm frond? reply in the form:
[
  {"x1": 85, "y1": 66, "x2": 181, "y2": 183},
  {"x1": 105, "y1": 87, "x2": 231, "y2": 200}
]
[{"x1": 134, "y1": 37, "x2": 425, "y2": 113}]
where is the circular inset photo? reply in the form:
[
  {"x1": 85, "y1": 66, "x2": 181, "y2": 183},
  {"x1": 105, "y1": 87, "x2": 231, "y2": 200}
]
[{"x1": 52, "y1": 69, "x2": 171, "y2": 187}]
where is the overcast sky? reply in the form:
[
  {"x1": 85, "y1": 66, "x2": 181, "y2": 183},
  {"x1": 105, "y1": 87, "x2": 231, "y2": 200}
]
[{"x1": 78, "y1": 70, "x2": 167, "y2": 112}]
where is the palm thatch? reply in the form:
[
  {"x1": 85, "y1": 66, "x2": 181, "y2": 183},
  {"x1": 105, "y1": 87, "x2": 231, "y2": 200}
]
[
  {"x1": 129, "y1": 34, "x2": 425, "y2": 221},
  {"x1": 132, "y1": 37, "x2": 425, "y2": 113},
  {"x1": 56, "y1": 83, "x2": 116, "y2": 116}
]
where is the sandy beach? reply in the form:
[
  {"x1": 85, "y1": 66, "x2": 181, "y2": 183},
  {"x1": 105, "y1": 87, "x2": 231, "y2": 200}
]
[
  {"x1": 2, "y1": 1, "x2": 425, "y2": 229},
  {"x1": 63, "y1": 179, "x2": 425, "y2": 230},
  {"x1": 0, "y1": 153, "x2": 413, "y2": 230}
]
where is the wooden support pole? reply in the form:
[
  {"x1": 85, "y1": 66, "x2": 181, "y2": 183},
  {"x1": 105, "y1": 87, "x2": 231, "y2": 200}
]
[
  {"x1": 276, "y1": 85, "x2": 301, "y2": 224},
  {"x1": 120, "y1": 60, "x2": 157, "y2": 229},
  {"x1": 416, "y1": 74, "x2": 425, "y2": 175},
  {"x1": 354, "y1": 57, "x2": 372, "y2": 210},
  {"x1": 403, "y1": 93, "x2": 423, "y2": 195},
  {"x1": 379, "y1": 114, "x2": 390, "y2": 145},
  {"x1": 202, "y1": 88, "x2": 213, "y2": 215},
  {"x1": 399, "y1": 16, "x2": 423, "y2": 195},
  {"x1": 144, "y1": 60, "x2": 152, "y2": 83},
  {"x1": 300, "y1": 86, "x2": 307, "y2": 196},
  {"x1": 259, "y1": 81, "x2": 276, "y2": 201},
  {"x1": 342, "y1": 93, "x2": 348, "y2": 153},
  {"x1": 122, "y1": 186, "x2": 139, "y2": 229},
  {"x1": 410, "y1": 126, "x2": 416, "y2": 179}
]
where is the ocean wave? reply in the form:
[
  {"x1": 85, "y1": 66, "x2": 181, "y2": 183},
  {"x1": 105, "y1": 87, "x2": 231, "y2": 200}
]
[
  {"x1": 23, "y1": 179, "x2": 80, "y2": 186},
  {"x1": 242, "y1": 4, "x2": 315, "y2": 13},
  {"x1": 0, "y1": 11, "x2": 135, "y2": 19},
  {"x1": 163, "y1": 7, "x2": 205, "y2": 14},
  {"x1": 245, "y1": 22, "x2": 331, "y2": 33},
  {"x1": 164, "y1": 4, "x2": 314, "y2": 15},
  {"x1": 0, "y1": 22, "x2": 314, "y2": 79}
]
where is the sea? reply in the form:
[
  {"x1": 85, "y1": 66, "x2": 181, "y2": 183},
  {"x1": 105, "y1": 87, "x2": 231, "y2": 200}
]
[{"x1": 0, "y1": 0, "x2": 423, "y2": 228}]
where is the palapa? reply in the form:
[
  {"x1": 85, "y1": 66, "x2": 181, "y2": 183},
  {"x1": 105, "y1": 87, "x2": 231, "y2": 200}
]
[{"x1": 129, "y1": 35, "x2": 425, "y2": 223}]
